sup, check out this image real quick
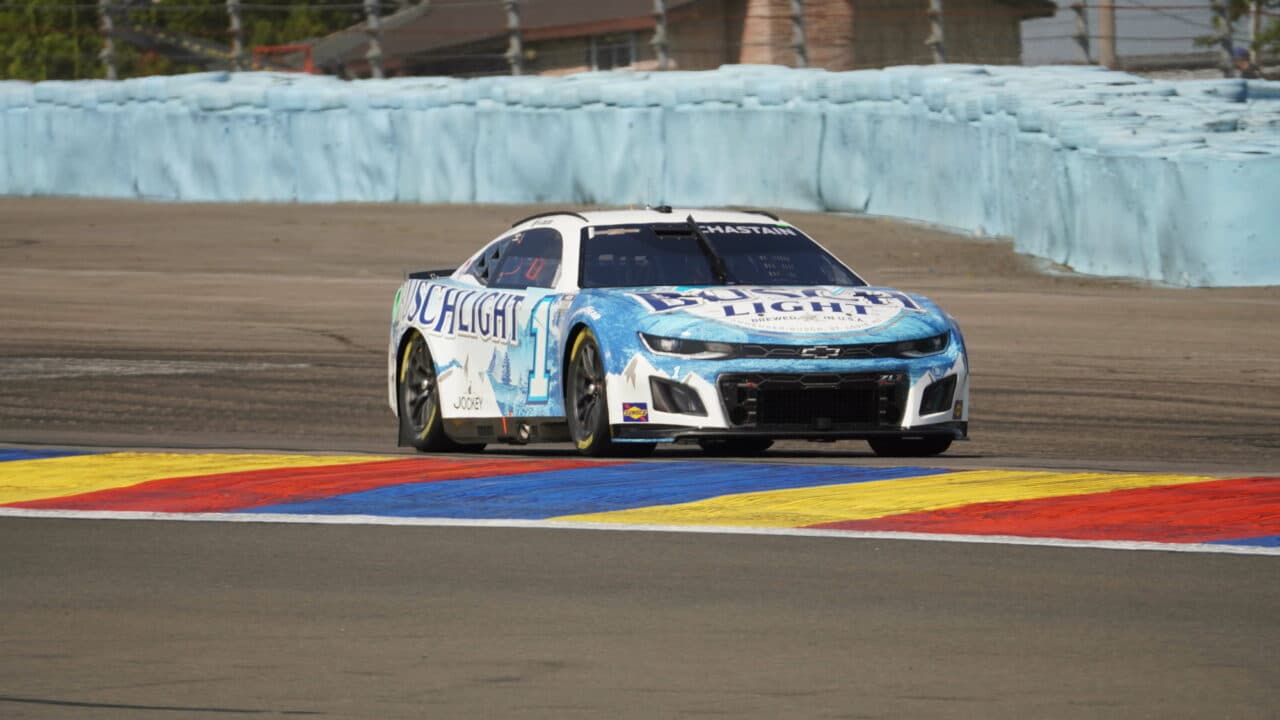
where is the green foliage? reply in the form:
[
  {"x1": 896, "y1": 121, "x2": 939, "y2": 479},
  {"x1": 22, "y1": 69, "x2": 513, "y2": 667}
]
[
  {"x1": 1222, "y1": 1, "x2": 1280, "y2": 54},
  {"x1": 0, "y1": 0, "x2": 363, "y2": 80},
  {"x1": 1, "y1": 0, "x2": 100, "y2": 80}
]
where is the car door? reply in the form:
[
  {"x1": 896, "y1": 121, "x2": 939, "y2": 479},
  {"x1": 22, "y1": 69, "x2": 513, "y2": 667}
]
[{"x1": 472, "y1": 227, "x2": 564, "y2": 418}]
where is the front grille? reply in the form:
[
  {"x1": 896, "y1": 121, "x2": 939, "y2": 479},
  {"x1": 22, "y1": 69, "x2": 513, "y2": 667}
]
[
  {"x1": 738, "y1": 343, "x2": 891, "y2": 360},
  {"x1": 718, "y1": 373, "x2": 907, "y2": 431}
]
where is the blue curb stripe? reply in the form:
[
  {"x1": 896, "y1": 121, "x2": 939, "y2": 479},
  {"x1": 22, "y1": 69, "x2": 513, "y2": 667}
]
[
  {"x1": 0, "y1": 449, "x2": 97, "y2": 463},
  {"x1": 1210, "y1": 535, "x2": 1280, "y2": 548},
  {"x1": 244, "y1": 462, "x2": 951, "y2": 519}
]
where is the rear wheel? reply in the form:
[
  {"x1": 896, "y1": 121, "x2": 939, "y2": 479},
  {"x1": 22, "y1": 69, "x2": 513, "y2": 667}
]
[
  {"x1": 698, "y1": 438, "x2": 774, "y2": 456},
  {"x1": 397, "y1": 332, "x2": 484, "y2": 453},
  {"x1": 867, "y1": 436, "x2": 952, "y2": 457}
]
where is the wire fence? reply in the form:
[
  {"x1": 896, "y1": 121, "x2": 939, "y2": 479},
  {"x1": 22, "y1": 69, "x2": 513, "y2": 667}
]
[{"x1": 1, "y1": 0, "x2": 1275, "y2": 82}]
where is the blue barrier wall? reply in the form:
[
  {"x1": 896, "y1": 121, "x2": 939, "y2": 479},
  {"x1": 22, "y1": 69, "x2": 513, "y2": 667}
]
[{"x1": 2, "y1": 65, "x2": 1277, "y2": 286}]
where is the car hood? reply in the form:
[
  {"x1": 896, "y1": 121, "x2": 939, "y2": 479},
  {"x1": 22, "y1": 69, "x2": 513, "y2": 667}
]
[{"x1": 579, "y1": 286, "x2": 952, "y2": 344}]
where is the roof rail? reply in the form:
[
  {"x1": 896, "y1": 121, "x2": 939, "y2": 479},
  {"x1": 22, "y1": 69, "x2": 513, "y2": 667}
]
[
  {"x1": 509, "y1": 210, "x2": 588, "y2": 228},
  {"x1": 729, "y1": 207, "x2": 780, "y2": 221}
]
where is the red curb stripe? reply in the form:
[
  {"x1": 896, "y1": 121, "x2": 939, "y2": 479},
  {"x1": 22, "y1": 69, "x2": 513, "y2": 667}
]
[
  {"x1": 808, "y1": 477, "x2": 1280, "y2": 543},
  {"x1": 9, "y1": 458, "x2": 612, "y2": 513}
]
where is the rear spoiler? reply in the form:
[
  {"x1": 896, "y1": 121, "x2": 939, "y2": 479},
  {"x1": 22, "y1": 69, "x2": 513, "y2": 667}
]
[{"x1": 406, "y1": 267, "x2": 455, "y2": 280}]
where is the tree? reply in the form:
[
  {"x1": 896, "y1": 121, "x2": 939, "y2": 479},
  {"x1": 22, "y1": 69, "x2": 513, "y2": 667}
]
[
  {"x1": 0, "y1": 0, "x2": 362, "y2": 80},
  {"x1": 1206, "y1": 1, "x2": 1280, "y2": 56}
]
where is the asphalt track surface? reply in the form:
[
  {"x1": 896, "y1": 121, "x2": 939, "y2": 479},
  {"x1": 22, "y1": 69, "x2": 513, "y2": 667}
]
[{"x1": 1, "y1": 199, "x2": 1278, "y2": 718}]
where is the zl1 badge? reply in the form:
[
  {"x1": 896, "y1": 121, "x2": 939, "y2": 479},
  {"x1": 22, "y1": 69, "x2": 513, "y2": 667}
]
[{"x1": 622, "y1": 403, "x2": 649, "y2": 423}]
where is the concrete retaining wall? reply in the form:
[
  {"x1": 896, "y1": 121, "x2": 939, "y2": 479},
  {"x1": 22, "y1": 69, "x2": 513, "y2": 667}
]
[{"x1": 2, "y1": 65, "x2": 1277, "y2": 286}]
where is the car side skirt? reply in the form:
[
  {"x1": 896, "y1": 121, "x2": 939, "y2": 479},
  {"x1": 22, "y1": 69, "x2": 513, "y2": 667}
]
[{"x1": 441, "y1": 415, "x2": 572, "y2": 445}]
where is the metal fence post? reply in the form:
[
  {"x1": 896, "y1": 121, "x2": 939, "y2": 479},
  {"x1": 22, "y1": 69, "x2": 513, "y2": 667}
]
[
  {"x1": 925, "y1": 0, "x2": 944, "y2": 64},
  {"x1": 1098, "y1": 0, "x2": 1116, "y2": 68},
  {"x1": 226, "y1": 0, "x2": 244, "y2": 71},
  {"x1": 1070, "y1": 1, "x2": 1090, "y2": 64},
  {"x1": 791, "y1": 0, "x2": 807, "y2": 68},
  {"x1": 365, "y1": 0, "x2": 384, "y2": 78},
  {"x1": 1250, "y1": 1, "x2": 1262, "y2": 64},
  {"x1": 504, "y1": 0, "x2": 523, "y2": 76},
  {"x1": 1210, "y1": 0, "x2": 1235, "y2": 77},
  {"x1": 652, "y1": 0, "x2": 670, "y2": 70},
  {"x1": 98, "y1": 0, "x2": 117, "y2": 80}
]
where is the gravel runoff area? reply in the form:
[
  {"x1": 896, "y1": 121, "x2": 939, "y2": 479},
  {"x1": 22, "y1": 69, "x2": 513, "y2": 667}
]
[{"x1": 1, "y1": 198, "x2": 1276, "y2": 473}]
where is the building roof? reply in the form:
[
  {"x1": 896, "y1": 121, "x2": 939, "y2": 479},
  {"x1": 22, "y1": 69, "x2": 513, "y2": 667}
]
[
  {"x1": 316, "y1": 0, "x2": 1058, "y2": 72},
  {"x1": 315, "y1": 0, "x2": 702, "y2": 70}
]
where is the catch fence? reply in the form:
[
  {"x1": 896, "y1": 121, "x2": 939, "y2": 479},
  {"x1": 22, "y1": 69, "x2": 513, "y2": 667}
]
[{"x1": 1, "y1": 1, "x2": 1274, "y2": 82}]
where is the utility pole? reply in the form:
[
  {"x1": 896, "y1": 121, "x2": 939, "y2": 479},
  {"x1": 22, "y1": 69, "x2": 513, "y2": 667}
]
[
  {"x1": 925, "y1": 0, "x2": 945, "y2": 64},
  {"x1": 791, "y1": 0, "x2": 807, "y2": 68},
  {"x1": 504, "y1": 0, "x2": 523, "y2": 76},
  {"x1": 226, "y1": 0, "x2": 244, "y2": 71},
  {"x1": 1250, "y1": 1, "x2": 1263, "y2": 64},
  {"x1": 1098, "y1": 0, "x2": 1116, "y2": 68},
  {"x1": 1210, "y1": 0, "x2": 1234, "y2": 77},
  {"x1": 1070, "y1": 1, "x2": 1090, "y2": 64},
  {"x1": 652, "y1": 0, "x2": 670, "y2": 70},
  {"x1": 364, "y1": 0, "x2": 384, "y2": 78},
  {"x1": 98, "y1": 0, "x2": 117, "y2": 80}
]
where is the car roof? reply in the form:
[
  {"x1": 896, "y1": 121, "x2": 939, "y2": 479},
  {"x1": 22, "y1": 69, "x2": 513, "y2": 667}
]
[{"x1": 511, "y1": 208, "x2": 787, "y2": 230}]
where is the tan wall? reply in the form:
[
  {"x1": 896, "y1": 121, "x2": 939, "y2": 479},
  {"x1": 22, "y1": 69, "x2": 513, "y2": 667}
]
[
  {"x1": 852, "y1": 0, "x2": 1027, "y2": 68},
  {"x1": 668, "y1": 0, "x2": 734, "y2": 70},
  {"x1": 519, "y1": 0, "x2": 1027, "y2": 77},
  {"x1": 738, "y1": 0, "x2": 789, "y2": 65},
  {"x1": 725, "y1": 0, "x2": 856, "y2": 70},
  {"x1": 941, "y1": 0, "x2": 1026, "y2": 64},
  {"x1": 806, "y1": 0, "x2": 856, "y2": 70},
  {"x1": 852, "y1": 0, "x2": 931, "y2": 67}
]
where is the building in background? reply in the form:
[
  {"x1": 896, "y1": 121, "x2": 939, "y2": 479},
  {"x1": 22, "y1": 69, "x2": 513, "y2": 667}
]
[
  {"x1": 1021, "y1": 0, "x2": 1266, "y2": 72},
  {"x1": 315, "y1": 0, "x2": 1056, "y2": 78}
]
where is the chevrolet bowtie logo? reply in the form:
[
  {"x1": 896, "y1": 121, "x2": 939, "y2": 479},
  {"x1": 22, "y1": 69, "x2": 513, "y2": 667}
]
[{"x1": 800, "y1": 346, "x2": 841, "y2": 359}]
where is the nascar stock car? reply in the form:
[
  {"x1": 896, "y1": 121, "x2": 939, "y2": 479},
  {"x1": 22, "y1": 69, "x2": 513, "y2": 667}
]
[{"x1": 388, "y1": 207, "x2": 969, "y2": 457}]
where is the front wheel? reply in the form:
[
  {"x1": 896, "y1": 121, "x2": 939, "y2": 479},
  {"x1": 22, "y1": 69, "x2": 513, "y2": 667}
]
[
  {"x1": 397, "y1": 332, "x2": 484, "y2": 453},
  {"x1": 867, "y1": 436, "x2": 952, "y2": 457},
  {"x1": 566, "y1": 329, "x2": 634, "y2": 457}
]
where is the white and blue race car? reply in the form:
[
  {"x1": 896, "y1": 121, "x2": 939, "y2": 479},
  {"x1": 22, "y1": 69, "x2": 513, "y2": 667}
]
[{"x1": 389, "y1": 207, "x2": 969, "y2": 457}]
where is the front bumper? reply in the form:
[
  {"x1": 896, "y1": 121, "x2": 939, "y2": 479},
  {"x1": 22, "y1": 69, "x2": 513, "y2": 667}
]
[
  {"x1": 613, "y1": 421, "x2": 969, "y2": 443},
  {"x1": 607, "y1": 351, "x2": 969, "y2": 434}
]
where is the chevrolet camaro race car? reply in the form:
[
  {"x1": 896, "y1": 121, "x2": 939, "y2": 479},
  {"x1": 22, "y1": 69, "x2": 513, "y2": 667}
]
[{"x1": 388, "y1": 207, "x2": 969, "y2": 457}]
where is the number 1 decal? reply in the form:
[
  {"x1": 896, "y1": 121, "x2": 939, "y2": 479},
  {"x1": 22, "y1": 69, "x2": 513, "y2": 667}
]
[{"x1": 526, "y1": 295, "x2": 554, "y2": 402}]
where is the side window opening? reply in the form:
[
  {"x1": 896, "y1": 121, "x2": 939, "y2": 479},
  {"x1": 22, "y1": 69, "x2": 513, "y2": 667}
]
[
  {"x1": 489, "y1": 228, "x2": 563, "y2": 290},
  {"x1": 465, "y1": 240, "x2": 504, "y2": 286}
]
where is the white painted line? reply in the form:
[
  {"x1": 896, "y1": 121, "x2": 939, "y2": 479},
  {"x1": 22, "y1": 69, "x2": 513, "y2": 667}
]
[{"x1": 1, "y1": 508, "x2": 1276, "y2": 556}]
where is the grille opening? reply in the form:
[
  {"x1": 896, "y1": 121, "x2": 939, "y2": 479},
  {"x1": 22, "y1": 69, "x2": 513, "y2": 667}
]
[
  {"x1": 719, "y1": 373, "x2": 907, "y2": 431},
  {"x1": 757, "y1": 387, "x2": 878, "y2": 425}
]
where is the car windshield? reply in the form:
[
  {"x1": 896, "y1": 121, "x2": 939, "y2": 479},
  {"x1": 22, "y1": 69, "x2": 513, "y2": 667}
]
[{"x1": 579, "y1": 223, "x2": 865, "y2": 288}]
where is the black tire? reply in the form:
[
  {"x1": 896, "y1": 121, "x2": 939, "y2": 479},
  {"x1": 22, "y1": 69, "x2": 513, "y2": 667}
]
[
  {"x1": 397, "y1": 332, "x2": 485, "y2": 453},
  {"x1": 566, "y1": 329, "x2": 649, "y2": 457},
  {"x1": 867, "y1": 435, "x2": 953, "y2": 457},
  {"x1": 698, "y1": 438, "x2": 774, "y2": 456}
]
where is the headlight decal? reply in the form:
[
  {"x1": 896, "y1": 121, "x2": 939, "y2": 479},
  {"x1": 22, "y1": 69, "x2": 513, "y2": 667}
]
[{"x1": 639, "y1": 333, "x2": 735, "y2": 360}]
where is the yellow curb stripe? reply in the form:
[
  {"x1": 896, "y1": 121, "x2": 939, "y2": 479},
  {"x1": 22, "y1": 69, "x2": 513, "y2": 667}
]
[
  {"x1": 0, "y1": 452, "x2": 391, "y2": 506},
  {"x1": 553, "y1": 470, "x2": 1219, "y2": 528}
]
